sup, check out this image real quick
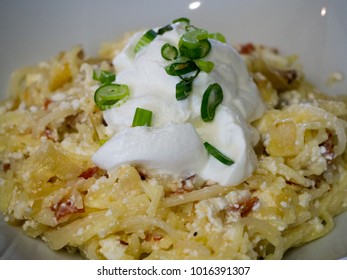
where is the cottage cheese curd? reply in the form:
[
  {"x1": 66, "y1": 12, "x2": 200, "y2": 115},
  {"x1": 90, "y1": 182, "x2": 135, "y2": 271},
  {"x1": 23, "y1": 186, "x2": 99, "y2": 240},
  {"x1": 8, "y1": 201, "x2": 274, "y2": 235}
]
[{"x1": 92, "y1": 22, "x2": 265, "y2": 186}]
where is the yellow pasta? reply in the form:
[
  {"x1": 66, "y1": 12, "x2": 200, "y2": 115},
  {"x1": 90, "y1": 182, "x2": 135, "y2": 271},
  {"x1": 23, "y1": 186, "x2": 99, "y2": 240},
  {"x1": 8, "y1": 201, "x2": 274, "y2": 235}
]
[{"x1": 0, "y1": 37, "x2": 346, "y2": 260}]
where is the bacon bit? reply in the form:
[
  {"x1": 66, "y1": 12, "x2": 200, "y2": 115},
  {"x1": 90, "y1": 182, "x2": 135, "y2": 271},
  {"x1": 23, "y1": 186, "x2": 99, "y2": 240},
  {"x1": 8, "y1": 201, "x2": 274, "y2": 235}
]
[
  {"x1": 171, "y1": 175, "x2": 197, "y2": 195},
  {"x1": 144, "y1": 234, "x2": 151, "y2": 242},
  {"x1": 145, "y1": 232, "x2": 163, "y2": 242},
  {"x1": 43, "y1": 98, "x2": 52, "y2": 110},
  {"x1": 3, "y1": 163, "x2": 11, "y2": 172},
  {"x1": 238, "y1": 43, "x2": 256, "y2": 55},
  {"x1": 227, "y1": 197, "x2": 259, "y2": 218},
  {"x1": 240, "y1": 197, "x2": 259, "y2": 217},
  {"x1": 78, "y1": 166, "x2": 99, "y2": 179},
  {"x1": 51, "y1": 197, "x2": 84, "y2": 220},
  {"x1": 320, "y1": 133, "x2": 335, "y2": 163}
]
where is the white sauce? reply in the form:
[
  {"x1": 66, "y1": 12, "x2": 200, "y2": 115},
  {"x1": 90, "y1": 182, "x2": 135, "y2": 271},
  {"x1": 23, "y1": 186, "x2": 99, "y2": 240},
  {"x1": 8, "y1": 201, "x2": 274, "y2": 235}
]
[
  {"x1": 93, "y1": 122, "x2": 207, "y2": 177},
  {"x1": 92, "y1": 22, "x2": 265, "y2": 186}
]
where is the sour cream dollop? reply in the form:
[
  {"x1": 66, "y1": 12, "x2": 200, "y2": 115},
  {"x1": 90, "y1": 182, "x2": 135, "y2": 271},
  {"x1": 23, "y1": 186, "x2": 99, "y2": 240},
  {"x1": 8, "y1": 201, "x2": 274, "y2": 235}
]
[{"x1": 92, "y1": 22, "x2": 265, "y2": 186}]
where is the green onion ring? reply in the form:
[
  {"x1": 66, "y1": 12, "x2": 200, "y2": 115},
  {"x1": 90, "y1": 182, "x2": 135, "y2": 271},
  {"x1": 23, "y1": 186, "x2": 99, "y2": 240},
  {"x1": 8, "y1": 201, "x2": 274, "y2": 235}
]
[
  {"x1": 179, "y1": 39, "x2": 211, "y2": 59},
  {"x1": 165, "y1": 60, "x2": 199, "y2": 76},
  {"x1": 178, "y1": 68, "x2": 200, "y2": 82},
  {"x1": 185, "y1": 25, "x2": 198, "y2": 32},
  {"x1": 94, "y1": 84, "x2": 129, "y2": 110},
  {"x1": 161, "y1": 43, "x2": 178, "y2": 61},
  {"x1": 172, "y1": 17, "x2": 190, "y2": 25},
  {"x1": 201, "y1": 83, "x2": 223, "y2": 122}
]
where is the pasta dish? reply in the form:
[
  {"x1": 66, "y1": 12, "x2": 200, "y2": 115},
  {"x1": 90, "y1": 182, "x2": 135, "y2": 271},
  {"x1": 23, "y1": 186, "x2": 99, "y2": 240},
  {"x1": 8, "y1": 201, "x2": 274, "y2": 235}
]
[{"x1": 0, "y1": 18, "x2": 346, "y2": 259}]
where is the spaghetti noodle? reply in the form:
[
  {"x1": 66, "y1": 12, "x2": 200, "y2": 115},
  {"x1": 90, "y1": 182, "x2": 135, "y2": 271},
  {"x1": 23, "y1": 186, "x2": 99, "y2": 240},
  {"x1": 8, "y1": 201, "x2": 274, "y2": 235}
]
[{"x1": 0, "y1": 33, "x2": 346, "y2": 260}]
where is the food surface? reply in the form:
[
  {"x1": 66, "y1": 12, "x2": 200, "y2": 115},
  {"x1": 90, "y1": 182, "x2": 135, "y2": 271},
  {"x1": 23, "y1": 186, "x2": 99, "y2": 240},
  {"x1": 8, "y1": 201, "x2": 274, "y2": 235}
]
[
  {"x1": 93, "y1": 21, "x2": 264, "y2": 187},
  {"x1": 0, "y1": 19, "x2": 347, "y2": 259}
]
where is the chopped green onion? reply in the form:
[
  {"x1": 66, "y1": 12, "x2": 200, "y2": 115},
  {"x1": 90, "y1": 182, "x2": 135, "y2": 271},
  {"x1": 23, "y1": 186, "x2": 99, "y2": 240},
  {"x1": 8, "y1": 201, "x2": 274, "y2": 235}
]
[
  {"x1": 165, "y1": 60, "x2": 199, "y2": 76},
  {"x1": 185, "y1": 25, "x2": 198, "y2": 32},
  {"x1": 176, "y1": 78, "x2": 193, "y2": 100},
  {"x1": 172, "y1": 17, "x2": 190, "y2": 25},
  {"x1": 204, "y1": 142, "x2": 234, "y2": 165},
  {"x1": 208, "y1": 32, "x2": 226, "y2": 43},
  {"x1": 157, "y1": 24, "x2": 173, "y2": 35},
  {"x1": 195, "y1": 59, "x2": 214, "y2": 73},
  {"x1": 201, "y1": 83, "x2": 223, "y2": 122},
  {"x1": 180, "y1": 28, "x2": 208, "y2": 49},
  {"x1": 179, "y1": 38, "x2": 211, "y2": 59},
  {"x1": 93, "y1": 69, "x2": 115, "y2": 84},
  {"x1": 179, "y1": 68, "x2": 200, "y2": 81},
  {"x1": 132, "y1": 107, "x2": 152, "y2": 127},
  {"x1": 161, "y1": 43, "x2": 178, "y2": 61},
  {"x1": 94, "y1": 84, "x2": 129, "y2": 110},
  {"x1": 134, "y1": 29, "x2": 157, "y2": 53}
]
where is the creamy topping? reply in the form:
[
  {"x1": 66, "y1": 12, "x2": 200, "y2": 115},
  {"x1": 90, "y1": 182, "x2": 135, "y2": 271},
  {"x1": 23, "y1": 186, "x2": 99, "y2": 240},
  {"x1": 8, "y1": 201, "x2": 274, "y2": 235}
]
[
  {"x1": 93, "y1": 122, "x2": 207, "y2": 177},
  {"x1": 92, "y1": 22, "x2": 265, "y2": 186}
]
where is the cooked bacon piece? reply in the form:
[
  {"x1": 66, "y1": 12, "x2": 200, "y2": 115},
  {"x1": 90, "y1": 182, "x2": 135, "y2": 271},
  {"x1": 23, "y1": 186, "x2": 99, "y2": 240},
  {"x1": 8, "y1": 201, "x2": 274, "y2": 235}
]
[
  {"x1": 43, "y1": 98, "x2": 52, "y2": 110},
  {"x1": 3, "y1": 163, "x2": 11, "y2": 172},
  {"x1": 51, "y1": 197, "x2": 84, "y2": 220},
  {"x1": 227, "y1": 197, "x2": 259, "y2": 218},
  {"x1": 238, "y1": 43, "x2": 256, "y2": 55},
  {"x1": 78, "y1": 166, "x2": 99, "y2": 179},
  {"x1": 319, "y1": 133, "x2": 335, "y2": 163},
  {"x1": 240, "y1": 197, "x2": 259, "y2": 217}
]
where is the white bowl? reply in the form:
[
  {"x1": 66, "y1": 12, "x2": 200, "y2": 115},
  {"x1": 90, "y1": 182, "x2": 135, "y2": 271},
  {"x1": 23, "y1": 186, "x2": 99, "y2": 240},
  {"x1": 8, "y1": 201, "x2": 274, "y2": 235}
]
[{"x1": 0, "y1": 0, "x2": 347, "y2": 259}]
